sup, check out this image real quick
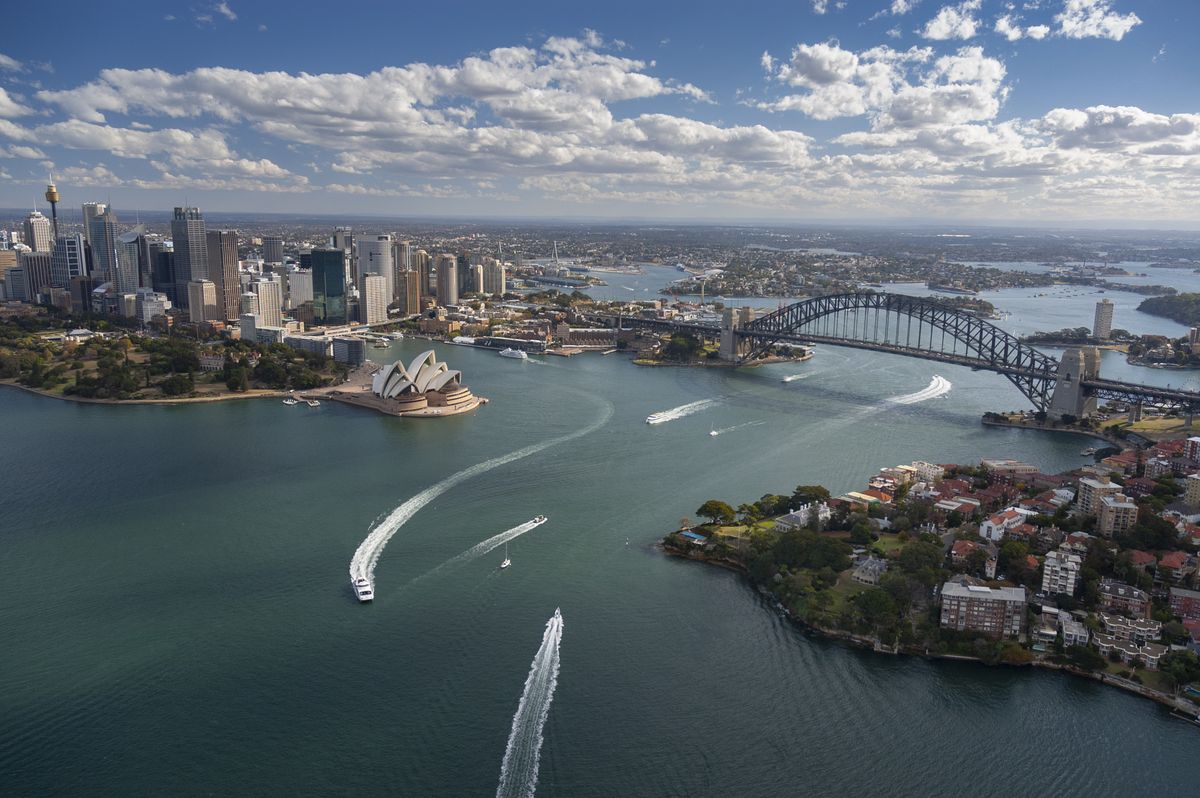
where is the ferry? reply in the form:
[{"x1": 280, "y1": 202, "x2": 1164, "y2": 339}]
[
  {"x1": 282, "y1": 398, "x2": 299, "y2": 406},
  {"x1": 498, "y1": 348, "x2": 528, "y2": 360},
  {"x1": 352, "y1": 576, "x2": 374, "y2": 603},
  {"x1": 306, "y1": 399, "x2": 321, "y2": 407}
]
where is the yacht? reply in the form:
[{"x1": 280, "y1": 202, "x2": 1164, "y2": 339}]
[
  {"x1": 352, "y1": 576, "x2": 374, "y2": 603},
  {"x1": 500, "y1": 542, "x2": 512, "y2": 570},
  {"x1": 306, "y1": 399, "x2": 321, "y2": 407},
  {"x1": 499, "y1": 348, "x2": 528, "y2": 360},
  {"x1": 282, "y1": 398, "x2": 299, "y2": 406}
]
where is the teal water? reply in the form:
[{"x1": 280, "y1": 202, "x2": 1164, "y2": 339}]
[{"x1": 3, "y1": 335, "x2": 1199, "y2": 796}]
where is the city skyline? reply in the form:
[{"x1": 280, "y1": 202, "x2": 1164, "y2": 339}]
[{"x1": 0, "y1": 1, "x2": 1196, "y2": 226}]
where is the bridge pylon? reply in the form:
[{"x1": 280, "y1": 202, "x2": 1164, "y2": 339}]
[
  {"x1": 1047, "y1": 346, "x2": 1100, "y2": 419},
  {"x1": 720, "y1": 307, "x2": 755, "y2": 362}
]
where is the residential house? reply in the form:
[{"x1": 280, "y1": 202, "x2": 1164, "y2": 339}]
[
  {"x1": 852, "y1": 557, "x2": 889, "y2": 586},
  {"x1": 1169, "y1": 586, "x2": 1200, "y2": 621},
  {"x1": 1097, "y1": 579, "x2": 1152, "y2": 619},
  {"x1": 980, "y1": 507, "x2": 1034, "y2": 542},
  {"x1": 1158, "y1": 550, "x2": 1194, "y2": 585}
]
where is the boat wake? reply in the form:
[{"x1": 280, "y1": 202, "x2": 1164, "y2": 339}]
[
  {"x1": 886, "y1": 375, "x2": 952, "y2": 406},
  {"x1": 418, "y1": 518, "x2": 549, "y2": 581},
  {"x1": 621, "y1": 285, "x2": 636, "y2": 291},
  {"x1": 780, "y1": 373, "x2": 809, "y2": 383},
  {"x1": 496, "y1": 609, "x2": 564, "y2": 798},
  {"x1": 646, "y1": 399, "x2": 716, "y2": 425},
  {"x1": 711, "y1": 420, "x2": 765, "y2": 436},
  {"x1": 349, "y1": 404, "x2": 612, "y2": 592}
]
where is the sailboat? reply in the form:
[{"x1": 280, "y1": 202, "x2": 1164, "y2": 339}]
[{"x1": 500, "y1": 542, "x2": 512, "y2": 570}]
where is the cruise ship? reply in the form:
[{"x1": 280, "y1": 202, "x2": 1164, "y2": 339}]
[
  {"x1": 498, "y1": 348, "x2": 528, "y2": 360},
  {"x1": 352, "y1": 576, "x2": 374, "y2": 603}
]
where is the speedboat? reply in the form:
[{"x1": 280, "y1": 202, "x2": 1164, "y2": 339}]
[
  {"x1": 646, "y1": 413, "x2": 666, "y2": 424},
  {"x1": 709, "y1": 427, "x2": 719, "y2": 437},
  {"x1": 353, "y1": 576, "x2": 374, "y2": 603},
  {"x1": 282, "y1": 398, "x2": 299, "y2": 405},
  {"x1": 532, "y1": 515, "x2": 548, "y2": 525},
  {"x1": 499, "y1": 348, "x2": 528, "y2": 360},
  {"x1": 306, "y1": 399, "x2": 320, "y2": 407}
]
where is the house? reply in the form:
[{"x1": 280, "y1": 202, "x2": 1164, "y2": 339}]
[
  {"x1": 1158, "y1": 551, "x2": 1194, "y2": 584},
  {"x1": 774, "y1": 502, "x2": 833, "y2": 532},
  {"x1": 979, "y1": 507, "x2": 1035, "y2": 542},
  {"x1": 852, "y1": 557, "x2": 889, "y2": 585},
  {"x1": 1143, "y1": 457, "x2": 1174, "y2": 480},
  {"x1": 1034, "y1": 607, "x2": 1090, "y2": 648},
  {"x1": 1123, "y1": 477, "x2": 1159, "y2": 498},
  {"x1": 1100, "y1": 450, "x2": 1139, "y2": 476},
  {"x1": 1094, "y1": 635, "x2": 1169, "y2": 669},
  {"x1": 1062, "y1": 532, "x2": 1094, "y2": 554},
  {"x1": 1098, "y1": 579, "x2": 1152, "y2": 619},
  {"x1": 1099, "y1": 612, "x2": 1162, "y2": 645},
  {"x1": 950, "y1": 539, "x2": 981, "y2": 567},
  {"x1": 1127, "y1": 550, "x2": 1157, "y2": 570},
  {"x1": 1169, "y1": 586, "x2": 1200, "y2": 621}
]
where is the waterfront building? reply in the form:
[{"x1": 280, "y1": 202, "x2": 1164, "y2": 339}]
[
  {"x1": 979, "y1": 507, "x2": 1033, "y2": 541},
  {"x1": 362, "y1": 273, "x2": 389, "y2": 324},
  {"x1": 939, "y1": 582, "x2": 1027, "y2": 639},
  {"x1": 1077, "y1": 475, "x2": 1122, "y2": 515},
  {"x1": 356, "y1": 234, "x2": 394, "y2": 302},
  {"x1": 187, "y1": 279, "x2": 218, "y2": 323},
  {"x1": 1097, "y1": 494, "x2": 1138, "y2": 537},
  {"x1": 399, "y1": 270, "x2": 421, "y2": 315},
  {"x1": 1169, "y1": 586, "x2": 1200, "y2": 621},
  {"x1": 852, "y1": 557, "x2": 888, "y2": 585},
  {"x1": 19, "y1": 252, "x2": 53, "y2": 301},
  {"x1": 436, "y1": 254, "x2": 458, "y2": 306},
  {"x1": 310, "y1": 249, "x2": 347, "y2": 326},
  {"x1": 253, "y1": 278, "x2": 283, "y2": 328},
  {"x1": 81, "y1": 202, "x2": 106, "y2": 247},
  {"x1": 368, "y1": 351, "x2": 477, "y2": 414},
  {"x1": 263, "y1": 235, "x2": 283, "y2": 265},
  {"x1": 1093, "y1": 299, "x2": 1114, "y2": 339},
  {"x1": 1097, "y1": 578, "x2": 1151, "y2": 619},
  {"x1": 171, "y1": 207, "x2": 207, "y2": 309},
  {"x1": 1041, "y1": 549, "x2": 1081, "y2": 596},
  {"x1": 774, "y1": 502, "x2": 832, "y2": 531},
  {"x1": 911, "y1": 460, "x2": 945, "y2": 483},
  {"x1": 134, "y1": 288, "x2": 171, "y2": 325},
  {"x1": 285, "y1": 334, "x2": 334, "y2": 358},
  {"x1": 206, "y1": 230, "x2": 240, "y2": 321},
  {"x1": 332, "y1": 336, "x2": 366, "y2": 365},
  {"x1": 22, "y1": 211, "x2": 52, "y2": 253}
]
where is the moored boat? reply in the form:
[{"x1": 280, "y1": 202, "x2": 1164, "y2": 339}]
[{"x1": 499, "y1": 348, "x2": 528, "y2": 360}]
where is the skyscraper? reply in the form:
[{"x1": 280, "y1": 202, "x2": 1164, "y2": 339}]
[
  {"x1": 356, "y1": 234, "x2": 394, "y2": 302},
  {"x1": 114, "y1": 228, "x2": 144, "y2": 295},
  {"x1": 22, "y1": 211, "x2": 52, "y2": 253},
  {"x1": 288, "y1": 268, "x2": 313, "y2": 309},
  {"x1": 311, "y1": 249, "x2": 347, "y2": 326},
  {"x1": 362, "y1": 273, "x2": 388, "y2": 324},
  {"x1": 171, "y1": 207, "x2": 207, "y2": 309},
  {"x1": 1093, "y1": 299, "x2": 1114, "y2": 339},
  {"x1": 253, "y1": 278, "x2": 283, "y2": 327},
  {"x1": 206, "y1": 229, "x2": 240, "y2": 321},
  {"x1": 414, "y1": 249, "x2": 432, "y2": 294},
  {"x1": 149, "y1": 243, "x2": 176, "y2": 302},
  {"x1": 81, "y1": 202, "x2": 106, "y2": 248},
  {"x1": 262, "y1": 235, "x2": 284, "y2": 265},
  {"x1": 187, "y1": 279, "x2": 219, "y2": 323},
  {"x1": 19, "y1": 252, "x2": 53, "y2": 300},
  {"x1": 50, "y1": 233, "x2": 87, "y2": 289},
  {"x1": 435, "y1": 254, "x2": 458, "y2": 306},
  {"x1": 400, "y1": 270, "x2": 421, "y2": 315},
  {"x1": 483, "y1": 257, "x2": 507, "y2": 295},
  {"x1": 88, "y1": 206, "x2": 120, "y2": 288}
]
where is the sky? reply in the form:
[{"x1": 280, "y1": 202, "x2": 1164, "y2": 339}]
[{"x1": 1, "y1": 0, "x2": 1197, "y2": 225}]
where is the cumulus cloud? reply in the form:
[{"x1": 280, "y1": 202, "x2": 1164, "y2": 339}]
[
  {"x1": 920, "y1": 1, "x2": 982, "y2": 41},
  {"x1": 1055, "y1": 0, "x2": 1141, "y2": 41},
  {"x1": 0, "y1": 88, "x2": 32, "y2": 117},
  {"x1": 215, "y1": 2, "x2": 237, "y2": 21},
  {"x1": 0, "y1": 53, "x2": 23, "y2": 72},
  {"x1": 812, "y1": 0, "x2": 828, "y2": 13}
]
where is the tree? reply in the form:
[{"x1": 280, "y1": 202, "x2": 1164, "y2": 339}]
[
  {"x1": 696, "y1": 499, "x2": 735, "y2": 525},
  {"x1": 1159, "y1": 651, "x2": 1200, "y2": 693},
  {"x1": 1063, "y1": 644, "x2": 1107, "y2": 671},
  {"x1": 853, "y1": 588, "x2": 897, "y2": 633},
  {"x1": 160, "y1": 372, "x2": 194, "y2": 396},
  {"x1": 791, "y1": 485, "x2": 831, "y2": 507},
  {"x1": 736, "y1": 503, "x2": 761, "y2": 525},
  {"x1": 898, "y1": 541, "x2": 943, "y2": 574}
]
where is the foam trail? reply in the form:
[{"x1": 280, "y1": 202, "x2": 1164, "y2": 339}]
[
  {"x1": 621, "y1": 285, "x2": 636, "y2": 291},
  {"x1": 437, "y1": 519, "x2": 546, "y2": 574},
  {"x1": 886, "y1": 375, "x2": 952, "y2": 406},
  {"x1": 645, "y1": 399, "x2": 716, "y2": 425},
  {"x1": 349, "y1": 404, "x2": 612, "y2": 589},
  {"x1": 712, "y1": 420, "x2": 765, "y2": 436},
  {"x1": 496, "y1": 609, "x2": 564, "y2": 798},
  {"x1": 780, "y1": 373, "x2": 809, "y2": 383}
]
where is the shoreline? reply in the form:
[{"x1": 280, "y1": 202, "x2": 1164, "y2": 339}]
[
  {"x1": 0, "y1": 379, "x2": 288, "y2": 407},
  {"x1": 980, "y1": 416, "x2": 1131, "y2": 449},
  {"x1": 661, "y1": 541, "x2": 1200, "y2": 721}
]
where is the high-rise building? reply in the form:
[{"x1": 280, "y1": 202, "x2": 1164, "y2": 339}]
[
  {"x1": 5, "y1": 266, "x2": 28, "y2": 301},
  {"x1": 483, "y1": 258, "x2": 507, "y2": 295},
  {"x1": 23, "y1": 210, "x2": 52, "y2": 253},
  {"x1": 206, "y1": 230, "x2": 240, "y2": 321},
  {"x1": 88, "y1": 207, "x2": 120, "y2": 288},
  {"x1": 435, "y1": 254, "x2": 458, "y2": 306},
  {"x1": 288, "y1": 268, "x2": 313, "y2": 309},
  {"x1": 114, "y1": 228, "x2": 144, "y2": 295},
  {"x1": 134, "y1": 288, "x2": 172, "y2": 326},
  {"x1": 81, "y1": 202, "x2": 106, "y2": 248},
  {"x1": 262, "y1": 235, "x2": 284, "y2": 265},
  {"x1": 253, "y1": 278, "x2": 283, "y2": 328},
  {"x1": 171, "y1": 207, "x2": 207, "y2": 309},
  {"x1": 1097, "y1": 494, "x2": 1138, "y2": 538},
  {"x1": 187, "y1": 279, "x2": 219, "y2": 323},
  {"x1": 150, "y1": 243, "x2": 175, "y2": 302},
  {"x1": 362, "y1": 273, "x2": 389, "y2": 324},
  {"x1": 414, "y1": 249, "x2": 432, "y2": 294},
  {"x1": 19, "y1": 252, "x2": 53, "y2": 300},
  {"x1": 356, "y1": 234, "x2": 394, "y2": 302},
  {"x1": 1041, "y1": 549, "x2": 1082, "y2": 596},
  {"x1": 400, "y1": 270, "x2": 421, "y2": 315},
  {"x1": 1093, "y1": 299, "x2": 1114, "y2": 339},
  {"x1": 392, "y1": 240, "x2": 412, "y2": 303},
  {"x1": 311, "y1": 249, "x2": 347, "y2": 326},
  {"x1": 50, "y1": 233, "x2": 87, "y2": 288}
]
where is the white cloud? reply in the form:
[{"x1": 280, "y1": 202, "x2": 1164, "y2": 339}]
[
  {"x1": 1055, "y1": 0, "x2": 1141, "y2": 41},
  {"x1": 812, "y1": 0, "x2": 829, "y2": 13},
  {"x1": 215, "y1": 2, "x2": 237, "y2": 21},
  {"x1": 0, "y1": 53, "x2": 23, "y2": 72},
  {"x1": 0, "y1": 88, "x2": 32, "y2": 117},
  {"x1": 995, "y1": 14, "x2": 1052, "y2": 41},
  {"x1": 1026, "y1": 25, "x2": 1051, "y2": 39},
  {"x1": 0, "y1": 145, "x2": 45, "y2": 159},
  {"x1": 921, "y1": 1, "x2": 982, "y2": 40},
  {"x1": 891, "y1": 0, "x2": 920, "y2": 13}
]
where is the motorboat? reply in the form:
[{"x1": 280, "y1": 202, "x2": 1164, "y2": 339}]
[
  {"x1": 646, "y1": 412, "x2": 666, "y2": 424},
  {"x1": 709, "y1": 426, "x2": 719, "y2": 437},
  {"x1": 1080, "y1": 447, "x2": 1097, "y2": 456},
  {"x1": 499, "y1": 348, "x2": 528, "y2": 360},
  {"x1": 282, "y1": 398, "x2": 299, "y2": 405},
  {"x1": 532, "y1": 515, "x2": 548, "y2": 525},
  {"x1": 306, "y1": 399, "x2": 320, "y2": 407},
  {"x1": 352, "y1": 576, "x2": 374, "y2": 603}
]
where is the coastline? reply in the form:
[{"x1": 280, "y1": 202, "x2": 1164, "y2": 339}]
[
  {"x1": 0, "y1": 379, "x2": 288, "y2": 407},
  {"x1": 980, "y1": 416, "x2": 1131, "y2": 449},
  {"x1": 661, "y1": 540, "x2": 1200, "y2": 721}
]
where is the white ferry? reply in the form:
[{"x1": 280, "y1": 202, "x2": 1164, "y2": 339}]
[
  {"x1": 499, "y1": 348, "x2": 528, "y2": 360},
  {"x1": 352, "y1": 576, "x2": 374, "y2": 603}
]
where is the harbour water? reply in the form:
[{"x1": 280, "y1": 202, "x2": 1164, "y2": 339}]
[{"x1": 4, "y1": 278, "x2": 1200, "y2": 794}]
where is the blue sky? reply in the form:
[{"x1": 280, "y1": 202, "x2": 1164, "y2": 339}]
[{"x1": 1, "y1": 1, "x2": 1196, "y2": 224}]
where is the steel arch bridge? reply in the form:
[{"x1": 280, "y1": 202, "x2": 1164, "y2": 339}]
[{"x1": 737, "y1": 292, "x2": 1062, "y2": 409}]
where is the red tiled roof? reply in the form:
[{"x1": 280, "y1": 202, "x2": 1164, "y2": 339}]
[
  {"x1": 1159, "y1": 550, "x2": 1188, "y2": 569},
  {"x1": 1024, "y1": 555, "x2": 1040, "y2": 570},
  {"x1": 951, "y1": 539, "x2": 979, "y2": 557},
  {"x1": 1129, "y1": 550, "x2": 1157, "y2": 567}
]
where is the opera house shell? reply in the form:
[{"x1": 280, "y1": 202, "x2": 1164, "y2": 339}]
[{"x1": 369, "y1": 351, "x2": 477, "y2": 414}]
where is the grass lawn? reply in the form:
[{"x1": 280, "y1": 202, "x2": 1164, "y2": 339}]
[
  {"x1": 1124, "y1": 416, "x2": 1198, "y2": 440},
  {"x1": 873, "y1": 534, "x2": 905, "y2": 555}
]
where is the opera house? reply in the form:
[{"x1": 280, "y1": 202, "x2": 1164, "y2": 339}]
[{"x1": 328, "y1": 350, "x2": 483, "y2": 417}]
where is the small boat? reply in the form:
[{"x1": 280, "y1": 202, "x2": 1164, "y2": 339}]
[
  {"x1": 282, "y1": 398, "x2": 299, "y2": 406},
  {"x1": 532, "y1": 515, "x2": 548, "y2": 525},
  {"x1": 1080, "y1": 447, "x2": 1097, "y2": 456},
  {"x1": 372, "y1": 341, "x2": 389, "y2": 349},
  {"x1": 709, "y1": 425, "x2": 719, "y2": 437},
  {"x1": 306, "y1": 399, "x2": 320, "y2": 407},
  {"x1": 646, "y1": 413, "x2": 665, "y2": 424},
  {"x1": 500, "y1": 542, "x2": 512, "y2": 570},
  {"x1": 352, "y1": 576, "x2": 374, "y2": 603},
  {"x1": 499, "y1": 348, "x2": 528, "y2": 360}
]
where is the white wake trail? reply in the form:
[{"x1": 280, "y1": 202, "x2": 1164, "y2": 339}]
[
  {"x1": 780, "y1": 373, "x2": 810, "y2": 383},
  {"x1": 712, "y1": 420, "x2": 765, "y2": 436},
  {"x1": 886, "y1": 375, "x2": 952, "y2": 406},
  {"x1": 496, "y1": 609, "x2": 564, "y2": 798},
  {"x1": 645, "y1": 398, "x2": 717, "y2": 425},
  {"x1": 349, "y1": 404, "x2": 612, "y2": 590}
]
